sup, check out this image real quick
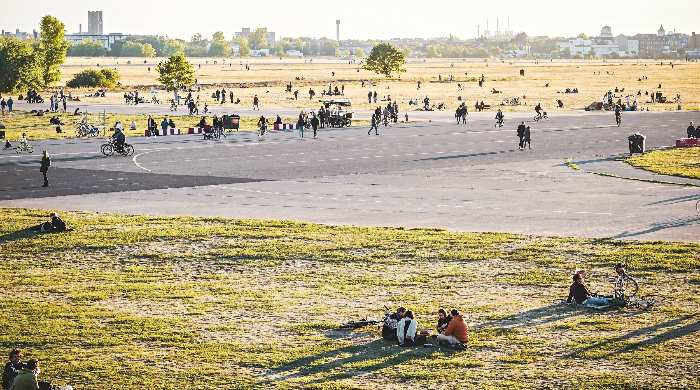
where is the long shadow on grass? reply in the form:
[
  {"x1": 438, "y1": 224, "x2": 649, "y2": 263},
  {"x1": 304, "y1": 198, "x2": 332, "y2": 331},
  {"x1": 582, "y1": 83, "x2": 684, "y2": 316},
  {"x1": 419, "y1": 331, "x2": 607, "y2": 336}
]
[
  {"x1": 613, "y1": 216, "x2": 700, "y2": 239},
  {"x1": 566, "y1": 314, "x2": 698, "y2": 359},
  {"x1": 477, "y1": 303, "x2": 583, "y2": 330},
  {"x1": 270, "y1": 338, "x2": 438, "y2": 383},
  {"x1": 0, "y1": 228, "x2": 39, "y2": 244}
]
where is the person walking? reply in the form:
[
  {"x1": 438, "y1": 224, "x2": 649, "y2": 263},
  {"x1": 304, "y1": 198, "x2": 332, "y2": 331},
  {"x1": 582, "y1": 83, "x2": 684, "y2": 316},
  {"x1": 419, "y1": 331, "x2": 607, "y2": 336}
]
[
  {"x1": 367, "y1": 91, "x2": 372, "y2": 104},
  {"x1": 40, "y1": 151, "x2": 51, "y2": 187},
  {"x1": 368, "y1": 114, "x2": 379, "y2": 136},
  {"x1": 523, "y1": 126, "x2": 531, "y2": 150},
  {"x1": 310, "y1": 113, "x2": 320, "y2": 139},
  {"x1": 253, "y1": 95, "x2": 260, "y2": 111},
  {"x1": 297, "y1": 112, "x2": 305, "y2": 138},
  {"x1": 7, "y1": 97, "x2": 13, "y2": 113}
]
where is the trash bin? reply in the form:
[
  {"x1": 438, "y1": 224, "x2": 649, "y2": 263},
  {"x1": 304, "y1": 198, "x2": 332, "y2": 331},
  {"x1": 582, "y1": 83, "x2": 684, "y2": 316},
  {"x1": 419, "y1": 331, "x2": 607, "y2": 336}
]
[
  {"x1": 222, "y1": 114, "x2": 240, "y2": 130},
  {"x1": 628, "y1": 133, "x2": 646, "y2": 154}
]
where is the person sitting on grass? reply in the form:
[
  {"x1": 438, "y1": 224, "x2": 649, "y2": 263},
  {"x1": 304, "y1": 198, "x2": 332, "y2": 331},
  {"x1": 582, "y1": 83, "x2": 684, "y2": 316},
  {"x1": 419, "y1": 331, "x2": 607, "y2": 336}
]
[
  {"x1": 566, "y1": 272, "x2": 610, "y2": 307},
  {"x1": 3, "y1": 349, "x2": 22, "y2": 390},
  {"x1": 437, "y1": 308, "x2": 452, "y2": 333},
  {"x1": 10, "y1": 358, "x2": 39, "y2": 390},
  {"x1": 382, "y1": 307, "x2": 406, "y2": 342},
  {"x1": 33, "y1": 212, "x2": 68, "y2": 233},
  {"x1": 396, "y1": 311, "x2": 427, "y2": 347},
  {"x1": 437, "y1": 309, "x2": 469, "y2": 347}
]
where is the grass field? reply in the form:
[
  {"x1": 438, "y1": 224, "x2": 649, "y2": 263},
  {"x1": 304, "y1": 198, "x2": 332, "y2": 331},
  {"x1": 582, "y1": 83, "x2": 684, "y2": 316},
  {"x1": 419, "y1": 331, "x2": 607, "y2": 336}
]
[
  {"x1": 1, "y1": 208, "x2": 698, "y2": 389},
  {"x1": 627, "y1": 147, "x2": 700, "y2": 179},
  {"x1": 50, "y1": 57, "x2": 700, "y2": 113}
]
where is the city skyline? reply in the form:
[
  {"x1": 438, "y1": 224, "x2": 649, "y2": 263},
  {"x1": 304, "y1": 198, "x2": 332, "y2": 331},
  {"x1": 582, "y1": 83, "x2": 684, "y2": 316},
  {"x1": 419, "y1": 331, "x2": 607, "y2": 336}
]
[{"x1": 1, "y1": 0, "x2": 698, "y2": 41}]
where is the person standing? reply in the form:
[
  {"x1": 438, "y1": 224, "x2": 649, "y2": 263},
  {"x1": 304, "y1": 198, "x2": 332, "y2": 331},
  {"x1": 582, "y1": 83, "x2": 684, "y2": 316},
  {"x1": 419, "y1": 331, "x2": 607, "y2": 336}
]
[
  {"x1": 367, "y1": 91, "x2": 372, "y2": 104},
  {"x1": 0, "y1": 97, "x2": 6, "y2": 115},
  {"x1": 310, "y1": 113, "x2": 320, "y2": 139},
  {"x1": 62, "y1": 97, "x2": 67, "y2": 113},
  {"x1": 517, "y1": 122, "x2": 526, "y2": 150},
  {"x1": 10, "y1": 359, "x2": 40, "y2": 390},
  {"x1": 40, "y1": 151, "x2": 51, "y2": 188},
  {"x1": 297, "y1": 112, "x2": 305, "y2": 138},
  {"x1": 373, "y1": 91, "x2": 378, "y2": 103},
  {"x1": 7, "y1": 97, "x2": 13, "y2": 113},
  {"x1": 523, "y1": 126, "x2": 531, "y2": 150}
]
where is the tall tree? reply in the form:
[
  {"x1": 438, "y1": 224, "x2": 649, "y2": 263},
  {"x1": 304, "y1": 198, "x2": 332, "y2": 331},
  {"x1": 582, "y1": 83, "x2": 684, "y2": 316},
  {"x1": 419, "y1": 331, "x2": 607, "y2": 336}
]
[
  {"x1": 248, "y1": 29, "x2": 269, "y2": 50},
  {"x1": 157, "y1": 53, "x2": 196, "y2": 91},
  {"x1": 39, "y1": 15, "x2": 69, "y2": 86},
  {"x1": 209, "y1": 32, "x2": 231, "y2": 57},
  {"x1": 0, "y1": 37, "x2": 44, "y2": 93},
  {"x1": 363, "y1": 43, "x2": 406, "y2": 78}
]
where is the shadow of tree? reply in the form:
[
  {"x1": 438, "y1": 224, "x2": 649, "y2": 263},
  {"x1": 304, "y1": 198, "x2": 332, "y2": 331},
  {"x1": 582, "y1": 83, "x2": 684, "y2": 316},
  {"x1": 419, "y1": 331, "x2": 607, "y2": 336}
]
[
  {"x1": 477, "y1": 303, "x2": 584, "y2": 330},
  {"x1": 613, "y1": 216, "x2": 699, "y2": 239},
  {"x1": 566, "y1": 314, "x2": 698, "y2": 359}
]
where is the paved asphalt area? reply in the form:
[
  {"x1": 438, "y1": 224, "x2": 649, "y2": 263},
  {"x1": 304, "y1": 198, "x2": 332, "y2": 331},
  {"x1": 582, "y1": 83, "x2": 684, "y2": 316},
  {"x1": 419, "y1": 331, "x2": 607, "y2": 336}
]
[{"x1": 1, "y1": 110, "x2": 698, "y2": 242}]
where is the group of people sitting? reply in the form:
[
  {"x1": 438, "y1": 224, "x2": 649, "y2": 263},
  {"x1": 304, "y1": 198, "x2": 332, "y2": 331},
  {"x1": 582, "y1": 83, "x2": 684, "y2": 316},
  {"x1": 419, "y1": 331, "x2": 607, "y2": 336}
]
[
  {"x1": 3, "y1": 349, "x2": 53, "y2": 390},
  {"x1": 382, "y1": 307, "x2": 469, "y2": 348},
  {"x1": 686, "y1": 121, "x2": 700, "y2": 138},
  {"x1": 567, "y1": 263, "x2": 631, "y2": 309}
]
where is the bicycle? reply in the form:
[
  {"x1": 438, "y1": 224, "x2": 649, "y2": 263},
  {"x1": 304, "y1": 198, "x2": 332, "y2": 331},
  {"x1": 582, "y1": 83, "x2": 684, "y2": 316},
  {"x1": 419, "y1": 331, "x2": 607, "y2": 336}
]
[
  {"x1": 101, "y1": 140, "x2": 134, "y2": 157},
  {"x1": 495, "y1": 119, "x2": 504, "y2": 128},
  {"x1": 14, "y1": 143, "x2": 34, "y2": 154},
  {"x1": 534, "y1": 112, "x2": 549, "y2": 122}
]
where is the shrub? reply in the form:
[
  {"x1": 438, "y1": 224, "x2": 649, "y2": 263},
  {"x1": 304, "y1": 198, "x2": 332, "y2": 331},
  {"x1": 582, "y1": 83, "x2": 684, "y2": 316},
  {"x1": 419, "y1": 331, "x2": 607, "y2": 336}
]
[{"x1": 66, "y1": 68, "x2": 120, "y2": 88}]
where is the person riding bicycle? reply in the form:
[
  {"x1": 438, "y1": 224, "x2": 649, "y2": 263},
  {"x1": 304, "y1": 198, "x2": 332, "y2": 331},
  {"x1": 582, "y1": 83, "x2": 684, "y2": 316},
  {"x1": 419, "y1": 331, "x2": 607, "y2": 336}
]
[
  {"x1": 112, "y1": 123, "x2": 126, "y2": 153},
  {"x1": 495, "y1": 109, "x2": 504, "y2": 126},
  {"x1": 535, "y1": 103, "x2": 543, "y2": 120}
]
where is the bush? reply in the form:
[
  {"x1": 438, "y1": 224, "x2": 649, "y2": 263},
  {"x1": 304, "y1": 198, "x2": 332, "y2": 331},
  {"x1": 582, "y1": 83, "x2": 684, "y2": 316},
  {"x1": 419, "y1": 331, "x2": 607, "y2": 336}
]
[{"x1": 66, "y1": 68, "x2": 120, "y2": 88}]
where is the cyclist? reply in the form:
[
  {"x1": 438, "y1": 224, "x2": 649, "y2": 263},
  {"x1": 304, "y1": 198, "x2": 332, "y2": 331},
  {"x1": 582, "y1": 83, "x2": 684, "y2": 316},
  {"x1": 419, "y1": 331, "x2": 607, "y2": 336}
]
[
  {"x1": 495, "y1": 109, "x2": 504, "y2": 128},
  {"x1": 257, "y1": 115, "x2": 267, "y2": 137},
  {"x1": 534, "y1": 103, "x2": 543, "y2": 120},
  {"x1": 614, "y1": 105, "x2": 622, "y2": 126},
  {"x1": 112, "y1": 123, "x2": 126, "y2": 153}
]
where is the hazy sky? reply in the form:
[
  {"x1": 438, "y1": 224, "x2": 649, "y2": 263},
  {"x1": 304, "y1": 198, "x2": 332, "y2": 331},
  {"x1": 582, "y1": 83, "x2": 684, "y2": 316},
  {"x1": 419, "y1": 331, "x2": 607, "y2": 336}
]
[{"x1": 1, "y1": 0, "x2": 698, "y2": 40}]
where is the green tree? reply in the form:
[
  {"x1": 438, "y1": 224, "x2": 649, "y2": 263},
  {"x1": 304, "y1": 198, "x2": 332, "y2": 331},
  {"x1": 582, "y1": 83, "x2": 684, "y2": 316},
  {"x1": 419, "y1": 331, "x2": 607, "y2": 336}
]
[
  {"x1": 142, "y1": 43, "x2": 156, "y2": 57},
  {"x1": 120, "y1": 41, "x2": 148, "y2": 57},
  {"x1": 68, "y1": 40, "x2": 108, "y2": 57},
  {"x1": 157, "y1": 53, "x2": 196, "y2": 91},
  {"x1": 39, "y1": 15, "x2": 69, "y2": 86},
  {"x1": 0, "y1": 37, "x2": 44, "y2": 93},
  {"x1": 248, "y1": 28, "x2": 269, "y2": 50},
  {"x1": 162, "y1": 40, "x2": 185, "y2": 56},
  {"x1": 363, "y1": 43, "x2": 406, "y2": 77},
  {"x1": 354, "y1": 48, "x2": 366, "y2": 57},
  {"x1": 208, "y1": 32, "x2": 231, "y2": 57},
  {"x1": 234, "y1": 38, "x2": 250, "y2": 57},
  {"x1": 66, "y1": 68, "x2": 120, "y2": 88}
]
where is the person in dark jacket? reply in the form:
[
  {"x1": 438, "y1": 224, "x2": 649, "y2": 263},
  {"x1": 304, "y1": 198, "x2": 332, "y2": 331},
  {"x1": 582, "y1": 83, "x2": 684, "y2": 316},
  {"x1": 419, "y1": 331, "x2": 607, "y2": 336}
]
[
  {"x1": 2, "y1": 350, "x2": 22, "y2": 390},
  {"x1": 310, "y1": 113, "x2": 320, "y2": 139},
  {"x1": 687, "y1": 122, "x2": 697, "y2": 138},
  {"x1": 382, "y1": 307, "x2": 406, "y2": 341},
  {"x1": 567, "y1": 273, "x2": 610, "y2": 306},
  {"x1": 10, "y1": 359, "x2": 39, "y2": 390},
  {"x1": 436, "y1": 308, "x2": 452, "y2": 333},
  {"x1": 517, "y1": 122, "x2": 526, "y2": 150},
  {"x1": 523, "y1": 126, "x2": 531, "y2": 149},
  {"x1": 39, "y1": 151, "x2": 50, "y2": 187}
]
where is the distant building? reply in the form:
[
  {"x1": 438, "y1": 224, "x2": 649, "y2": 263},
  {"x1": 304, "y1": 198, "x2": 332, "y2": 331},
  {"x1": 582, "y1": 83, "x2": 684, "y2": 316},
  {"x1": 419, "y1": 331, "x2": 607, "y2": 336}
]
[
  {"x1": 600, "y1": 26, "x2": 613, "y2": 38},
  {"x1": 66, "y1": 11, "x2": 124, "y2": 50},
  {"x1": 88, "y1": 11, "x2": 103, "y2": 35},
  {"x1": 235, "y1": 27, "x2": 275, "y2": 47},
  {"x1": 1, "y1": 28, "x2": 38, "y2": 40},
  {"x1": 286, "y1": 50, "x2": 304, "y2": 57}
]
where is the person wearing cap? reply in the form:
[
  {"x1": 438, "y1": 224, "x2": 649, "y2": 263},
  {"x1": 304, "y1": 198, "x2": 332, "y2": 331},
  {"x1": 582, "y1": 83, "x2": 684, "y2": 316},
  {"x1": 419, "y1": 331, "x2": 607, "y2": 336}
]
[
  {"x1": 10, "y1": 358, "x2": 39, "y2": 390},
  {"x1": 2, "y1": 350, "x2": 22, "y2": 390}
]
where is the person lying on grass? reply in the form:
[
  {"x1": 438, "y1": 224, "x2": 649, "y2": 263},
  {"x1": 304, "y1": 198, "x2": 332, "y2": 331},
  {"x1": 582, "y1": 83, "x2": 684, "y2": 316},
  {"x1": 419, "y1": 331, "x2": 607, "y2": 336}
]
[
  {"x1": 567, "y1": 273, "x2": 611, "y2": 308},
  {"x1": 437, "y1": 309, "x2": 469, "y2": 347},
  {"x1": 32, "y1": 213, "x2": 69, "y2": 233},
  {"x1": 396, "y1": 311, "x2": 428, "y2": 347}
]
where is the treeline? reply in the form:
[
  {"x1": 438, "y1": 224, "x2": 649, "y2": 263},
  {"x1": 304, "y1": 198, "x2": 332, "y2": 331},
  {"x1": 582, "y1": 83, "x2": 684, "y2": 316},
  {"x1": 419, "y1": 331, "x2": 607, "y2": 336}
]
[{"x1": 68, "y1": 31, "x2": 342, "y2": 58}]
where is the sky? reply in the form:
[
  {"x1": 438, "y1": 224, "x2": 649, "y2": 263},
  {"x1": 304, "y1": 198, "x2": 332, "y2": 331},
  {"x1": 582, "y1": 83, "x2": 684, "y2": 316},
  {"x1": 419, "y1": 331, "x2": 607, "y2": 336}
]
[{"x1": 1, "y1": 0, "x2": 698, "y2": 41}]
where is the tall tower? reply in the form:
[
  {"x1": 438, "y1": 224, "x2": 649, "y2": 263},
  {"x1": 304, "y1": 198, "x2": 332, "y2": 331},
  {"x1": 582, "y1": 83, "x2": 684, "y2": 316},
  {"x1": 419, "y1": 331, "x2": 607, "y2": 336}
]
[
  {"x1": 88, "y1": 11, "x2": 103, "y2": 35},
  {"x1": 336, "y1": 20, "x2": 340, "y2": 43}
]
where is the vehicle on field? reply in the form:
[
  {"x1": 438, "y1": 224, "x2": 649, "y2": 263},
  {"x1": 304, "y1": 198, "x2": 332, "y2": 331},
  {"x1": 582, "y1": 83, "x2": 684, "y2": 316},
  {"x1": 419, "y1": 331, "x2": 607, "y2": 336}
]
[{"x1": 321, "y1": 99, "x2": 353, "y2": 128}]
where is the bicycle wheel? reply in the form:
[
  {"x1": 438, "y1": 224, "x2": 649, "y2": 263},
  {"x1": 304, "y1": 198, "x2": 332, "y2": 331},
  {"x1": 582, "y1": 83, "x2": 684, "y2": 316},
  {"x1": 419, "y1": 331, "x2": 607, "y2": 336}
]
[
  {"x1": 101, "y1": 143, "x2": 114, "y2": 157},
  {"x1": 623, "y1": 276, "x2": 639, "y2": 299},
  {"x1": 123, "y1": 144, "x2": 135, "y2": 157}
]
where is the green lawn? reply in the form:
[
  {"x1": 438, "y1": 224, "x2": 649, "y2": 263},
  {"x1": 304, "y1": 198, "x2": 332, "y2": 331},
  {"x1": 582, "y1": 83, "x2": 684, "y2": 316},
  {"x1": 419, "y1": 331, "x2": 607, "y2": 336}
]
[
  {"x1": 627, "y1": 147, "x2": 700, "y2": 180},
  {"x1": 0, "y1": 208, "x2": 698, "y2": 389}
]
